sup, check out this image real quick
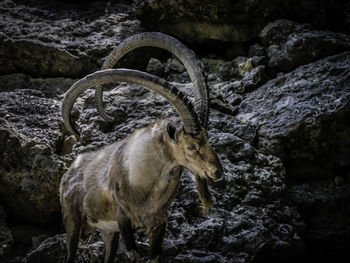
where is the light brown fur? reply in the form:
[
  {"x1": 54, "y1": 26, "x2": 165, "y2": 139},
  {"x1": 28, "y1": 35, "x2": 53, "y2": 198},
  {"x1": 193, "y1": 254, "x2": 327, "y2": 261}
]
[{"x1": 60, "y1": 118, "x2": 223, "y2": 263}]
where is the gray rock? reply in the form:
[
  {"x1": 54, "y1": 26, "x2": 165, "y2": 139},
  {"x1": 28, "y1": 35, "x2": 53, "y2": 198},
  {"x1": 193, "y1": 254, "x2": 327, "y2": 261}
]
[
  {"x1": 220, "y1": 65, "x2": 268, "y2": 95},
  {"x1": 236, "y1": 52, "x2": 350, "y2": 179},
  {"x1": 0, "y1": 1, "x2": 143, "y2": 78},
  {"x1": 23, "y1": 233, "x2": 103, "y2": 263},
  {"x1": 260, "y1": 20, "x2": 350, "y2": 73},
  {"x1": 146, "y1": 58, "x2": 165, "y2": 76},
  {"x1": 248, "y1": 43, "x2": 266, "y2": 57},
  {"x1": 287, "y1": 181, "x2": 350, "y2": 260},
  {"x1": 135, "y1": 0, "x2": 349, "y2": 44},
  {"x1": 0, "y1": 89, "x2": 68, "y2": 225},
  {"x1": 0, "y1": 206, "x2": 13, "y2": 256},
  {"x1": 0, "y1": 73, "x2": 76, "y2": 98},
  {"x1": 218, "y1": 57, "x2": 248, "y2": 81}
]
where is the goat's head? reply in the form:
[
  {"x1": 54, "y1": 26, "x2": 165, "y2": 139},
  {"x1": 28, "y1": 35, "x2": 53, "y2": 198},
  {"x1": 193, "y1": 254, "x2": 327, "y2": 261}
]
[
  {"x1": 62, "y1": 32, "x2": 223, "y2": 182},
  {"x1": 166, "y1": 123, "x2": 223, "y2": 181}
]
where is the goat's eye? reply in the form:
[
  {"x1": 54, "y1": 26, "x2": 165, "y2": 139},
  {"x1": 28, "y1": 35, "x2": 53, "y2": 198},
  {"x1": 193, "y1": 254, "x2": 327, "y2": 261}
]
[{"x1": 188, "y1": 145, "x2": 196, "y2": 151}]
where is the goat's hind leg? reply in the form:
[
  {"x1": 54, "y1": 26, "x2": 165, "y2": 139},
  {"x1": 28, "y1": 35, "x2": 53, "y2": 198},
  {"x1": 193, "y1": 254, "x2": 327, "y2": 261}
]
[
  {"x1": 64, "y1": 214, "x2": 81, "y2": 263},
  {"x1": 101, "y1": 230, "x2": 119, "y2": 263},
  {"x1": 117, "y1": 211, "x2": 140, "y2": 262},
  {"x1": 149, "y1": 222, "x2": 166, "y2": 263}
]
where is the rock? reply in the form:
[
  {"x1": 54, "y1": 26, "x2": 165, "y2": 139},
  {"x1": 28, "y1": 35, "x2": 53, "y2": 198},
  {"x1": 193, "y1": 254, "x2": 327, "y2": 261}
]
[
  {"x1": 220, "y1": 65, "x2": 268, "y2": 94},
  {"x1": 23, "y1": 234, "x2": 103, "y2": 263},
  {"x1": 287, "y1": 181, "x2": 350, "y2": 261},
  {"x1": 236, "y1": 52, "x2": 350, "y2": 179},
  {"x1": 218, "y1": 56, "x2": 248, "y2": 81},
  {"x1": 0, "y1": 73, "x2": 76, "y2": 98},
  {"x1": 251, "y1": 56, "x2": 268, "y2": 67},
  {"x1": 163, "y1": 130, "x2": 304, "y2": 262},
  {"x1": 146, "y1": 58, "x2": 165, "y2": 76},
  {"x1": 0, "y1": 89, "x2": 68, "y2": 225},
  {"x1": 0, "y1": 0, "x2": 143, "y2": 78},
  {"x1": 248, "y1": 43, "x2": 266, "y2": 57},
  {"x1": 238, "y1": 58, "x2": 253, "y2": 77},
  {"x1": 135, "y1": 0, "x2": 349, "y2": 44},
  {"x1": 260, "y1": 20, "x2": 350, "y2": 73},
  {"x1": 0, "y1": 207, "x2": 13, "y2": 256}
]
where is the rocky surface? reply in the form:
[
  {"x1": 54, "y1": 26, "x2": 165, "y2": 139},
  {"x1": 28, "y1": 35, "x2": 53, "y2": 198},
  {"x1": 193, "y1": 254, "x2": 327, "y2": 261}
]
[
  {"x1": 260, "y1": 20, "x2": 350, "y2": 74},
  {"x1": 0, "y1": 206, "x2": 13, "y2": 256},
  {"x1": 135, "y1": 0, "x2": 350, "y2": 44},
  {"x1": 235, "y1": 52, "x2": 350, "y2": 179},
  {"x1": 0, "y1": 0, "x2": 143, "y2": 78},
  {"x1": 0, "y1": 89, "x2": 68, "y2": 226},
  {"x1": 0, "y1": 73, "x2": 76, "y2": 98},
  {"x1": 0, "y1": 0, "x2": 349, "y2": 263}
]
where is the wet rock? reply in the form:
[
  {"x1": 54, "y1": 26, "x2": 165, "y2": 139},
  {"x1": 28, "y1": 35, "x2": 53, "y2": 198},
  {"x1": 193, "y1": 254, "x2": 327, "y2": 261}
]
[
  {"x1": 236, "y1": 52, "x2": 350, "y2": 179},
  {"x1": 0, "y1": 206, "x2": 13, "y2": 256},
  {"x1": 0, "y1": 0, "x2": 143, "y2": 77},
  {"x1": 260, "y1": 20, "x2": 350, "y2": 73},
  {"x1": 0, "y1": 89, "x2": 68, "y2": 225}
]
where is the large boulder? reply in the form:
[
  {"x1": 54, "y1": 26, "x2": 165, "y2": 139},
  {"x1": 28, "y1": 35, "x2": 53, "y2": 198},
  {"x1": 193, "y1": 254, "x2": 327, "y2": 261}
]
[
  {"x1": 0, "y1": 0, "x2": 143, "y2": 78},
  {"x1": 0, "y1": 89, "x2": 68, "y2": 225},
  {"x1": 233, "y1": 52, "x2": 350, "y2": 260},
  {"x1": 260, "y1": 20, "x2": 350, "y2": 73},
  {"x1": 236, "y1": 52, "x2": 350, "y2": 179}
]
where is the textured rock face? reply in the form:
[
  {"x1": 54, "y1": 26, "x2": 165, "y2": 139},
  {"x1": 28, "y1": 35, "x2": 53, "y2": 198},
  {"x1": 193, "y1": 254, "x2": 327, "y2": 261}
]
[
  {"x1": 287, "y1": 182, "x2": 350, "y2": 261},
  {"x1": 260, "y1": 20, "x2": 350, "y2": 73},
  {"x1": 0, "y1": 0, "x2": 349, "y2": 262},
  {"x1": 236, "y1": 52, "x2": 350, "y2": 178},
  {"x1": 135, "y1": 0, "x2": 349, "y2": 43},
  {"x1": 0, "y1": 0, "x2": 143, "y2": 78},
  {"x1": 0, "y1": 206, "x2": 13, "y2": 256},
  {"x1": 0, "y1": 73, "x2": 76, "y2": 98},
  {"x1": 0, "y1": 90, "x2": 68, "y2": 225}
]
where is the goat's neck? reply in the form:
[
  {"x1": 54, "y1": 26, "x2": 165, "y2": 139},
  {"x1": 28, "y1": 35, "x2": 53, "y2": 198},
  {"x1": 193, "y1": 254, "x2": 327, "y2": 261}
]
[{"x1": 124, "y1": 128, "x2": 177, "y2": 189}]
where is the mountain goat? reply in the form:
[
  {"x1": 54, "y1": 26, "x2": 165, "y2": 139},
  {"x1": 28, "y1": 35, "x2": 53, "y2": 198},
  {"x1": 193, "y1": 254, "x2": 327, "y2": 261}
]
[{"x1": 60, "y1": 32, "x2": 223, "y2": 263}]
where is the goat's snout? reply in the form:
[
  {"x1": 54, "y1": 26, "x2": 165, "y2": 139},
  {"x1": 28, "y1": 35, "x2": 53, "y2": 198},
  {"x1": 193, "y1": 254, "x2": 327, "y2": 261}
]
[
  {"x1": 214, "y1": 169, "x2": 223, "y2": 180},
  {"x1": 212, "y1": 168, "x2": 223, "y2": 181},
  {"x1": 211, "y1": 159, "x2": 224, "y2": 181}
]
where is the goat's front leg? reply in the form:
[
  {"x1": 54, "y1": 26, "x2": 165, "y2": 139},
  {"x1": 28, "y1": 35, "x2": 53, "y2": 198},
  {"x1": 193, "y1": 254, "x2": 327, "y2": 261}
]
[
  {"x1": 195, "y1": 174, "x2": 214, "y2": 213},
  {"x1": 149, "y1": 222, "x2": 166, "y2": 263},
  {"x1": 101, "y1": 230, "x2": 119, "y2": 263},
  {"x1": 117, "y1": 211, "x2": 140, "y2": 262}
]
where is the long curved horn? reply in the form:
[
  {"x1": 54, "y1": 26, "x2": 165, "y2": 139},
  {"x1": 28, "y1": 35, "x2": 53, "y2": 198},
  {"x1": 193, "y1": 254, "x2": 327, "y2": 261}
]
[
  {"x1": 62, "y1": 69, "x2": 200, "y2": 138},
  {"x1": 96, "y1": 32, "x2": 208, "y2": 127}
]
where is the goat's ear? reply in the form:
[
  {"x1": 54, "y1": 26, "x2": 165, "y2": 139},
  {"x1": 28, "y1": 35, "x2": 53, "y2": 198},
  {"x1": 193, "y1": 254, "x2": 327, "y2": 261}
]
[{"x1": 167, "y1": 123, "x2": 178, "y2": 143}]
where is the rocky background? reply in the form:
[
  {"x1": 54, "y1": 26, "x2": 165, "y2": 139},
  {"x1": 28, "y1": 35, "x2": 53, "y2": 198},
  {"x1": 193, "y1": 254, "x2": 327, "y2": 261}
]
[{"x1": 0, "y1": 0, "x2": 349, "y2": 262}]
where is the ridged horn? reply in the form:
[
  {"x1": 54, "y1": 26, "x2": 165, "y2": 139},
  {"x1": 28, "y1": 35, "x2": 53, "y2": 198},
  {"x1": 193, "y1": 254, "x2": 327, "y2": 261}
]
[
  {"x1": 96, "y1": 32, "x2": 208, "y2": 127},
  {"x1": 62, "y1": 69, "x2": 200, "y2": 138}
]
